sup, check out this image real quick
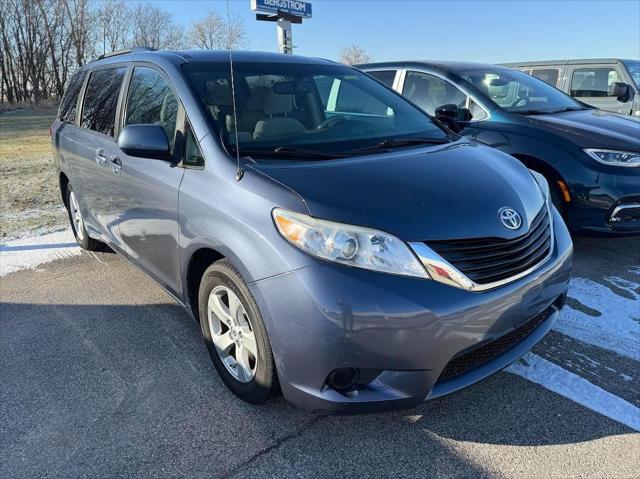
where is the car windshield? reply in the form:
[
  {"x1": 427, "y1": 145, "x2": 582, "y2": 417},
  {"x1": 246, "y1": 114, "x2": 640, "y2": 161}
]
[
  {"x1": 182, "y1": 61, "x2": 450, "y2": 159},
  {"x1": 457, "y1": 67, "x2": 587, "y2": 115},
  {"x1": 623, "y1": 60, "x2": 640, "y2": 89}
]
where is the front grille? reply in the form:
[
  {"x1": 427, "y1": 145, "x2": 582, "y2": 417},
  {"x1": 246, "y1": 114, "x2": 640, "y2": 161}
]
[
  {"x1": 427, "y1": 206, "x2": 551, "y2": 285},
  {"x1": 437, "y1": 309, "x2": 550, "y2": 382}
]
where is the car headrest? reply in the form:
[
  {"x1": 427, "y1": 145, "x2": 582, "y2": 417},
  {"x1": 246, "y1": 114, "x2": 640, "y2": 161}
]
[
  {"x1": 264, "y1": 88, "x2": 293, "y2": 115},
  {"x1": 205, "y1": 80, "x2": 233, "y2": 107}
]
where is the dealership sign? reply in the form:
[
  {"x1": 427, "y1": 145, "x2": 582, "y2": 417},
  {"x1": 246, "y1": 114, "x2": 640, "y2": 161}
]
[{"x1": 251, "y1": 0, "x2": 313, "y2": 18}]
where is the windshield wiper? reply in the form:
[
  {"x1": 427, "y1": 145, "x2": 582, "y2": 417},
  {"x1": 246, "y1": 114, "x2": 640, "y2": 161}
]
[
  {"x1": 517, "y1": 109, "x2": 553, "y2": 116},
  {"x1": 518, "y1": 106, "x2": 588, "y2": 116},
  {"x1": 348, "y1": 137, "x2": 450, "y2": 154},
  {"x1": 230, "y1": 145, "x2": 345, "y2": 159},
  {"x1": 548, "y1": 106, "x2": 589, "y2": 113}
]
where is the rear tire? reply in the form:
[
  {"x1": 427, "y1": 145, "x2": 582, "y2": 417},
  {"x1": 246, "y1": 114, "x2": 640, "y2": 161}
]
[
  {"x1": 65, "y1": 184, "x2": 102, "y2": 251},
  {"x1": 198, "y1": 259, "x2": 278, "y2": 404}
]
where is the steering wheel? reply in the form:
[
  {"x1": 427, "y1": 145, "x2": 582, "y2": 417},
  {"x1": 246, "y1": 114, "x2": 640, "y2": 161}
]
[
  {"x1": 316, "y1": 115, "x2": 349, "y2": 129},
  {"x1": 510, "y1": 96, "x2": 530, "y2": 108}
]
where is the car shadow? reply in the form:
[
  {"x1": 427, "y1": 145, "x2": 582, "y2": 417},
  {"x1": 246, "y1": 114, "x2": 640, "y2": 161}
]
[{"x1": 2, "y1": 301, "x2": 634, "y2": 477}]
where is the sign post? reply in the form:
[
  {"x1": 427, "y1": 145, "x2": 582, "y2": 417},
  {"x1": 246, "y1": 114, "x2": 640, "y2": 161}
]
[{"x1": 251, "y1": 0, "x2": 312, "y2": 54}]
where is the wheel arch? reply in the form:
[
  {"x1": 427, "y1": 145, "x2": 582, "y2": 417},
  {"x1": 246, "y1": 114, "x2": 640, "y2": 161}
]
[
  {"x1": 59, "y1": 172, "x2": 69, "y2": 207},
  {"x1": 185, "y1": 247, "x2": 226, "y2": 320}
]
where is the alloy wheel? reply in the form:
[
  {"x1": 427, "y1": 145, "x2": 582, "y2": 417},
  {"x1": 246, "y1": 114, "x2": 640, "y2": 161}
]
[
  {"x1": 69, "y1": 190, "x2": 85, "y2": 241},
  {"x1": 207, "y1": 285, "x2": 258, "y2": 383}
]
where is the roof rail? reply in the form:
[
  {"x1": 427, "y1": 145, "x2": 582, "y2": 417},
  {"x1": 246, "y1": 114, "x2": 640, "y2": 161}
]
[{"x1": 95, "y1": 46, "x2": 156, "y2": 61}]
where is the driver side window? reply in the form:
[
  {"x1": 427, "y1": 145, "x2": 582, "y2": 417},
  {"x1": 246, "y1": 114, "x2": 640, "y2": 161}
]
[
  {"x1": 402, "y1": 71, "x2": 466, "y2": 116},
  {"x1": 125, "y1": 67, "x2": 178, "y2": 149}
]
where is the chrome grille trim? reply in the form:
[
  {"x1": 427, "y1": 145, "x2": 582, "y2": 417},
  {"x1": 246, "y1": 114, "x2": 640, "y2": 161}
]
[{"x1": 409, "y1": 204, "x2": 554, "y2": 292}]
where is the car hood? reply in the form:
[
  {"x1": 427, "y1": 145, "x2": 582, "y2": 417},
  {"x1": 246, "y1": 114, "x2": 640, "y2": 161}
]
[
  {"x1": 525, "y1": 109, "x2": 640, "y2": 149},
  {"x1": 249, "y1": 141, "x2": 545, "y2": 241}
]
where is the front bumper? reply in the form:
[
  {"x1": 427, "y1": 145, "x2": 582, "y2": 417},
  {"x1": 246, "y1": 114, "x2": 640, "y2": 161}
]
[
  {"x1": 566, "y1": 167, "x2": 640, "y2": 235},
  {"x1": 249, "y1": 209, "x2": 573, "y2": 413}
]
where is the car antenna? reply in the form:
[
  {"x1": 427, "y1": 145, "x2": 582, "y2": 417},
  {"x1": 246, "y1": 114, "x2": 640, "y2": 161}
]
[{"x1": 226, "y1": 0, "x2": 243, "y2": 181}]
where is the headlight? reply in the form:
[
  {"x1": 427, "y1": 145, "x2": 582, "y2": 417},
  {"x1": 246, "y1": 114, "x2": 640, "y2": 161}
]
[
  {"x1": 584, "y1": 149, "x2": 640, "y2": 168},
  {"x1": 529, "y1": 170, "x2": 550, "y2": 200},
  {"x1": 272, "y1": 209, "x2": 429, "y2": 278}
]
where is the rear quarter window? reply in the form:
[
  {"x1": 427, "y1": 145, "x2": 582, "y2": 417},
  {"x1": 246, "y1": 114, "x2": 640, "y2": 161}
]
[
  {"x1": 59, "y1": 70, "x2": 87, "y2": 123},
  {"x1": 81, "y1": 67, "x2": 127, "y2": 136}
]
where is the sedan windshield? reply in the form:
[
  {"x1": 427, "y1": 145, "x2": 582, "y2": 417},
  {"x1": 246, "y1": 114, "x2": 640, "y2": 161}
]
[
  {"x1": 182, "y1": 61, "x2": 449, "y2": 159},
  {"x1": 457, "y1": 67, "x2": 587, "y2": 115}
]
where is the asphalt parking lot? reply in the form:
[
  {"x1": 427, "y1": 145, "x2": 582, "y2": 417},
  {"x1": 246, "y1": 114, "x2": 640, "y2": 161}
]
[{"x1": 1, "y1": 231, "x2": 639, "y2": 478}]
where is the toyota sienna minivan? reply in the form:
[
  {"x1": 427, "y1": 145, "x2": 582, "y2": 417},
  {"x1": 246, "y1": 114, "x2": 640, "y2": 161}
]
[{"x1": 52, "y1": 48, "x2": 572, "y2": 412}]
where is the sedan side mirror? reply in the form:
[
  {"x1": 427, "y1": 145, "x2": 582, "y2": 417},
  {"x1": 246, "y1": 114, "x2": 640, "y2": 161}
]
[
  {"x1": 118, "y1": 124, "x2": 172, "y2": 160},
  {"x1": 608, "y1": 82, "x2": 634, "y2": 103}
]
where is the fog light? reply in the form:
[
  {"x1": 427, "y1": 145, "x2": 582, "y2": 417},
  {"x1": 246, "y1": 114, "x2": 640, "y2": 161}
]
[{"x1": 327, "y1": 368, "x2": 358, "y2": 390}]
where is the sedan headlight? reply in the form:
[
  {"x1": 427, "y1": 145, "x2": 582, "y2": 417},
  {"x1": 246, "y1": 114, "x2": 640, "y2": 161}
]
[
  {"x1": 272, "y1": 208, "x2": 429, "y2": 278},
  {"x1": 584, "y1": 149, "x2": 640, "y2": 168}
]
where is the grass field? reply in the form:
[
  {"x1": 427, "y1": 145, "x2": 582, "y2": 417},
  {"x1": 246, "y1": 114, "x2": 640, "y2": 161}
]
[{"x1": 0, "y1": 108, "x2": 67, "y2": 238}]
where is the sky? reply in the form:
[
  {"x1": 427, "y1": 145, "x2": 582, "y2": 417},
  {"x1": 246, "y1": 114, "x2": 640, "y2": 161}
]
[{"x1": 157, "y1": 0, "x2": 640, "y2": 62}]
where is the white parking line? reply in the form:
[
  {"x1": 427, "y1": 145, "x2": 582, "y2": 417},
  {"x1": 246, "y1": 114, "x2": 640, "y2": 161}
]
[
  {"x1": 508, "y1": 352, "x2": 640, "y2": 431},
  {"x1": 555, "y1": 277, "x2": 640, "y2": 360},
  {"x1": 0, "y1": 229, "x2": 81, "y2": 276}
]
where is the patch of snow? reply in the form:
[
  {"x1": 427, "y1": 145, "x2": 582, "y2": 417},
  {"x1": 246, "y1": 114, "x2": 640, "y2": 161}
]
[
  {"x1": 0, "y1": 229, "x2": 81, "y2": 276},
  {"x1": 555, "y1": 277, "x2": 640, "y2": 361},
  {"x1": 508, "y1": 352, "x2": 640, "y2": 431}
]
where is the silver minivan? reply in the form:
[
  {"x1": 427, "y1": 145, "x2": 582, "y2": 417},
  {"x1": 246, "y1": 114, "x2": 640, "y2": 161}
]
[{"x1": 503, "y1": 58, "x2": 640, "y2": 117}]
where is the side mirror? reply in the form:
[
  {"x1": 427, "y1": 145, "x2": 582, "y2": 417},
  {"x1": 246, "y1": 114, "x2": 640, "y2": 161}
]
[
  {"x1": 434, "y1": 104, "x2": 472, "y2": 132},
  {"x1": 118, "y1": 124, "x2": 172, "y2": 160},
  {"x1": 608, "y1": 82, "x2": 634, "y2": 103}
]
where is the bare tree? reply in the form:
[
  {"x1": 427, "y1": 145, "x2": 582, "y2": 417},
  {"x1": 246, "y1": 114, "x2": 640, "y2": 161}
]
[
  {"x1": 0, "y1": 0, "x2": 182, "y2": 105},
  {"x1": 190, "y1": 8, "x2": 247, "y2": 50},
  {"x1": 94, "y1": 0, "x2": 130, "y2": 56},
  {"x1": 340, "y1": 45, "x2": 372, "y2": 65},
  {"x1": 130, "y1": 2, "x2": 185, "y2": 50}
]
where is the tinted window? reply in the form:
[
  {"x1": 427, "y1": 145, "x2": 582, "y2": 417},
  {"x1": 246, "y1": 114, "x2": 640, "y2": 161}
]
[
  {"x1": 571, "y1": 67, "x2": 619, "y2": 97},
  {"x1": 182, "y1": 62, "x2": 448, "y2": 160},
  {"x1": 330, "y1": 78, "x2": 391, "y2": 115},
  {"x1": 531, "y1": 69, "x2": 559, "y2": 87},
  {"x1": 403, "y1": 71, "x2": 466, "y2": 115},
  {"x1": 125, "y1": 67, "x2": 178, "y2": 148},
  {"x1": 81, "y1": 67, "x2": 126, "y2": 136},
  {"x1": 59, "y1": 70, "x2": 87, "y2": 123},
  {"x1": 368, "y1": 70, "x2": 396, "y2": 88}
]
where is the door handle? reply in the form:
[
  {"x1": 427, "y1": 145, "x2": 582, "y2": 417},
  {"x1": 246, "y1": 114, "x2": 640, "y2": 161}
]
[
  {"x1": 95, "y1": 151, "x2": 108, "y2": 166},
  {"x1": 111, "y1": 157, "x2": 122, "y2": 175}
]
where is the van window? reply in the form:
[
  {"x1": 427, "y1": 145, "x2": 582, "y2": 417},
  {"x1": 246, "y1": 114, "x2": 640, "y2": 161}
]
[
  {"x1": 326, "y1": 78, "x2": 392, "y2": 116},
  {"x1": 184, "y1": 126, "x2": 204, "y2": 167},
  {"x1": 403, "y1": 71, "x2": 466, "y2": 115},
  {"x1": 182, "y1": 61, "x2": 449, "y2": 159},
  {"x1": 59, "y1": 70, "x2": 87, "y2": 123},
  {"x1": 368, "y1": 70, "x2": 396, "y2": 88},
  {"x1": 459, "y1": 67, "x2": 582, "y2": 114},
  {"x1": 531, "y1": 69, "x2": 559, "y2": 87},
  {"x1": 125, "y1": 67, "x2": 179, "y2": 148},
  {"x1": 81, "y1": 67, "x2": 126, "y2": 136},
  {"x1": 571, "y1": 67, "x2": 619, "y2": 97}
]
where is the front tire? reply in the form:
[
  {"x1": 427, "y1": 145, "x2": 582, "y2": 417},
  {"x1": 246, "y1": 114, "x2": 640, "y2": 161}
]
[
  {"x1": 65, "y1": 184, "x2": 102, "y2": 251},
  {"x1": 198, "y1": 259, "x2": 278, "y2": 404}
]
